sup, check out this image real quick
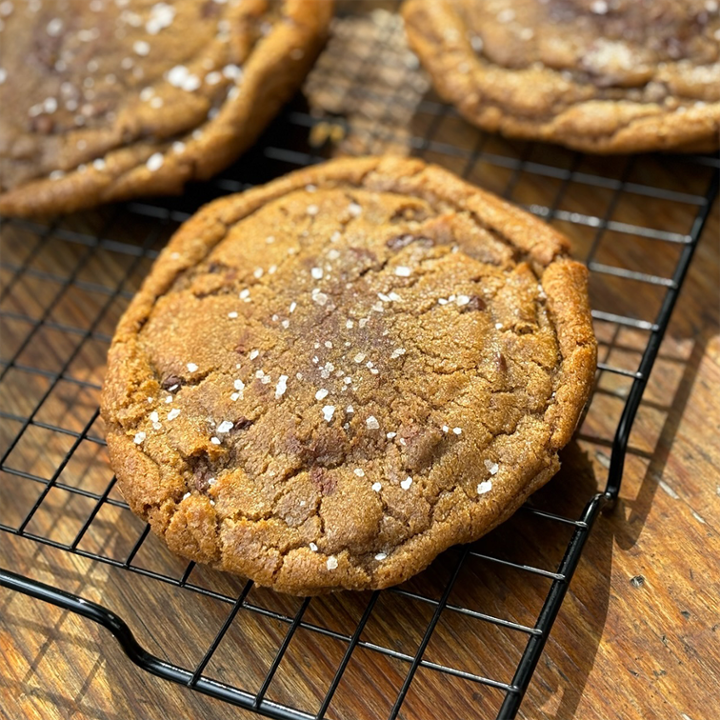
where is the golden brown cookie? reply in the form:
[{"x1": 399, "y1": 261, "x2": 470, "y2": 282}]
[
  {"x1": 0, "y1": 0, "x2": 333, "y2": 217},
  {"x1": 402, "y1": 0, "x2": 720, "y2": 154},
  {"x1": 101, "y1": 156, "x2": 597, "y2": 595}
]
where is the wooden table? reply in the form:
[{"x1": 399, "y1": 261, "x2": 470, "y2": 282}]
[{"x1": 1, "y1": 7, "x2": 719, "y2": 720}]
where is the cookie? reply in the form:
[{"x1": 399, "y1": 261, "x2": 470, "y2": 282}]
[
  {"x1": 0, "y1": 0, "x2": 333, "y2": 217},
  {"x1": 101, "y1": 156, "x2": 597, "y2": 595},
  {"x1": 402, "y1": 0, "x2": 720, "y2": 154}
]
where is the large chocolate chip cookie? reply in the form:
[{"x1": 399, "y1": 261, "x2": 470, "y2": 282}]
[{"x1": 101, "y1": 156, "x2": 597, "y2": 594}]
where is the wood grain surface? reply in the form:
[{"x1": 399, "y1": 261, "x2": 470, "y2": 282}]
[{"x1": 1, "y1": 5, "x2": 719, "y2": 720}]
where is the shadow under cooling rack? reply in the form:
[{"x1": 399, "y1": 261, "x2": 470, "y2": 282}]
[{"x1": 1, "y1": 4, "x2": 719, "y2": 720}]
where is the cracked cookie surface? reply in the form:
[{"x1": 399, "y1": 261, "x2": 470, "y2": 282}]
[
  {"x1": 402, "y1": 0, "x2": 720, "y2": 153},
  {"x1": 0, "y1": 0, "x2": 333, "y2": 217},
  {"x1": 101, "y1": 156, "x2": 596, "y2": 594}
]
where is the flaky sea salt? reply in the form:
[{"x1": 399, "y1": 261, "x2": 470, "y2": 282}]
[
  {"x1": 46, "y1": 18, "x2": 63, "y2": 36},
  {"x1": 312, "y1": 289, "x2": 328, "y2": 306},
  {"x1": 146, "y1": 152, "x2": 164, "y2": 172},
  {"x1": 275, "y1": 375, "x2": 288, "y2": 399},
  {"x1": 477, "y1": 480, "x2": 493, "y2": 495},
  {"x1": 484, "y1": 459, "x2": 499, "y2": 475}
]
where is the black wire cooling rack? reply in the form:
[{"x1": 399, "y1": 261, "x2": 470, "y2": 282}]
[{"x1": 1, "y1": 5, "x2": 719, "y2": 720}]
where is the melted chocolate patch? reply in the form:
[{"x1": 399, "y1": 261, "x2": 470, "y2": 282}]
[
  {"x1": 460, "y1": 295, "x2": 487, "y2": 313},
  {"x1": 30, "y1": 116, "x2": 54, "y2": 135},
  {"x1": 229, "y1": 417, "x2": 254, "y2": 434},
  {"x1": 400, "y1": 423, "x2": 444, "y2": 472},
  {"x1": 190, "y1": 456, "x2": 215, "y2": 494},
  {"x1": 302, "y1": 428, "x2": 347, "y2": 467},
  {"x1": 310, "y1": 466, "x2": 336, "y2": 496},
  {"x1": 386, "y1": 234, "x2": 434, "y2": 251},
  {"x1": 161, "y1": 375, "x2": 184, "y2": 391},
  {"x1": 201, "y1": 0, "x2": 222, "y2": 18}
]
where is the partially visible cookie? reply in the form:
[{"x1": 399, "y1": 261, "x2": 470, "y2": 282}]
[
  {"x1": 0, "y1": 0, "x2": 333, "y2": 217},
  {"x1": 402, "y1": 0, "x2": 720, "y2": 153},
  {"x1": 101, "y1": 156, "x2": 597, "y2": 595}
]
